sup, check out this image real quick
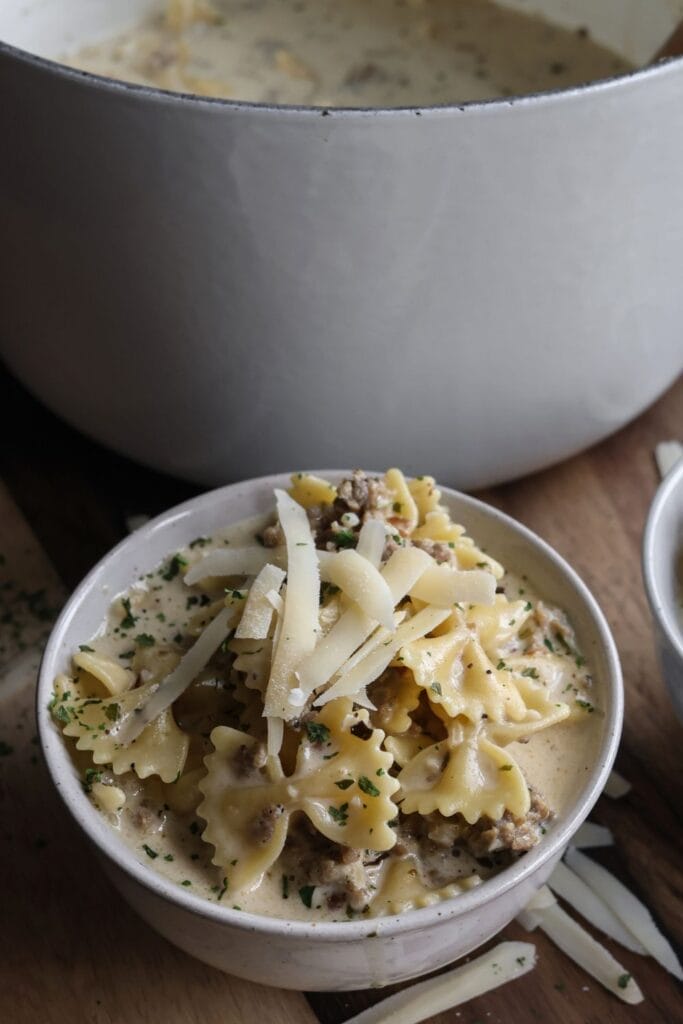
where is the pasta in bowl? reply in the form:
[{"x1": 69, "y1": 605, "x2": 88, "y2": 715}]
[{"x1": 37, "y1": 470, "x2": 622, "y2": 989}]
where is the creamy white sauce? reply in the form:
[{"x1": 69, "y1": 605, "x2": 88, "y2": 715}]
[{"x1": 63, "y1": 0, "x2": 632, "y2": 107}]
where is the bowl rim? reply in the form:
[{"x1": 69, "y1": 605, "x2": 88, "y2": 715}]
[
  {"x1": 642, "y1": 455, "x2": 683, "y2": 662},
  {"x1": 37, "y1": 471, "x2": 623, "y2": 942},
  {"x1": 1, "y1": 26, "x2": 682, "y2": 116}
]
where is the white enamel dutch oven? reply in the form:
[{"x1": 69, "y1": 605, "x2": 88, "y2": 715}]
[
  {"x1": 1, "y1": 1, "x2": 682, "y2": 488},
  {"x1": 36, "y1": 472, "x2": 623, "y2": 990}
]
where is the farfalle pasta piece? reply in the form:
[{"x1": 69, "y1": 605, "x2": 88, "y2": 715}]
[
  {"x1": 401, "y1": 633, "x2": 528, "y2": 724},
  {"x1": 463, "y1": 597, "x2": 534, "y2": 659},
  {"x1": 198, "y1": 698, "x2": 399, "y2": 892},
  {"x1": 412, "y1": 511, "x2": 504, "y2": 579},
  {"x1": 504, "y1": 653, "x2": 596, "y2": 720},
  {"x1": 58, "y1": 682, "x2": 189, "y2": 783},
  {"x1": 369, "y1": 669, "x2": 421, "y2": 734},
  {"x1": 370, "y1": 856, "x2": 471, "y2": 916},
  {"x1": 383, "y1": 732, "x2": 431, "y2": 768},
  {"x1": 398, "y1": 721, "x2": 530, "y2": 824},
  {"x1": 73, "y1": 651, "x2": 135, "y2": 696}
]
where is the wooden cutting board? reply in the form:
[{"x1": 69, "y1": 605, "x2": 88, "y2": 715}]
[{"x1": 0, "y1": 370, "x2": 681, "y2": 1023}]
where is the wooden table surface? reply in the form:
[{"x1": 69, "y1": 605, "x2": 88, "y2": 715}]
[{"x1": 0, "y1": 368, "x2": 681, "y2": 1024}]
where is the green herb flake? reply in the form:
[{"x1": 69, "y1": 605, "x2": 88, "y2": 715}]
[
  {"x1": 78, "y1": 644, "x2": 95, "y2": 653},
  {"x1": 119, "y1": 649, "x2": 135, "y2": 661},
  {"x1": 121, "y1": 597, "x2": 137, "y2": 630},
  {"x1": 499, "y1": 764, "x2": 513, "y2": 772},
  {"x1": 430, "y1": 681, "x2": 442, "y2": 696},
  {"x1": 376, "y1": 768, "x2": 385, "y2": 777},
  {"x1": 105, "y1": 703, "x2": 120, "y2": 722},
  {"x1": 496, "y1": 660, "x2": 507, "y2": 671},
  {"x1": 181, "y1": 879, "x2": 192, "y2": 887},
  {"x1": 305, "y1": 721, "x2": 331, "y2": 744},
  {"x1": 189, "y1": 536, "x2": 211, "y2": 549},
  {"x1": 575, "y1": 699, "x2": 594, "y2": 713},
  {"x1": 164, "y1": 854, "x2": 174, "y2": 862},
  {"x1": 524, "y1": 601, "x2": 533, "y2": 612},
  {"x1": 281, "y1": 874, "x2": 289, "y2": 899},
  {"x1": 392, "y1": 501, "x2": 402, "y2": 514},
  {"x1": 521, "y1": 667, "x2": 540, "y2": 679},
  {"x1": 217, "y1": 877, "x2": 228, "y2": 901},
  {"x1": 54, "y1": 705, "x2": 71, "y2": 725},
  {"x1": 135, "y1": 633, "x2": 156, "y2": 647},
  {"x1": 358, "y1": 775, "x2": 380, "y2": 797},
  {"x1": 142, "y1": 844, "x2": 158, "y2": 859},
  {"x1": 162, "y1": 554, "x2": 188, "y2": 582},
  {"x1": 83, "y1": 767, "x2": 103, "y2": 792},
  {"x1": 618, "y1": 973, "x2": 632, "y2": 989},
  {"x1": 328, "y1": 803, "x2": 349, "y2": 825},
  {"x1": 299, "y1": 885, "x2": 316, "y2": 908},
  {"x1": 543, "y1": 637, "x2": 554, "y2": 653},
  {"x1": 335, "y1": 778, "x2": 354, "y2": 790},
  {"x1": 332, "y1": 530, "x2": 356, "y2": 549}
]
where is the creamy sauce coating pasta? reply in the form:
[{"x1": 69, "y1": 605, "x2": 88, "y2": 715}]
[
  {"x1": 52, "y1": 470, "x2": 601, "y2": 921},
  {"x1": 62, "y1": 0, "x2": 632, "y2": 107}
]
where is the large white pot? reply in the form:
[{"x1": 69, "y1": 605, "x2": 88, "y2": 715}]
[{"x1": 1, "y1": 0, "x2": 682, "y2": 487}]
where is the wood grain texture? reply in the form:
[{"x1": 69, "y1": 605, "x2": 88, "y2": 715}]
[{"x1": 0, "y1": 368, "x2": 681, "y2": 1023}]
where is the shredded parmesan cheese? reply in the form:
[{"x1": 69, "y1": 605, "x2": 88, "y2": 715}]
[
  {"x1": 318, "y1": 549, "x2": 395, "y2": 627},
  {"x1": 549, "y1": 861, "x2": 647, "y2": 954},
  {"x1": 410, "y1": 564, "x2": 496, "y2": 607},
  {"x1": 572, "y1": 821, "x2": 614, "y2": 849},
  {"x1": 342, "y1": 941, "x2": 536, "y2": 1024},
  {"x1": 316, "y1": 606, "x2": 451, "y2": 706},
  {"x1": 603, "y1": 769, "x2": 631, "y2": 798},
  {"x1": 534, "y1": 902, "x2": 644, "y2": 1004},
  {"x1": 115, "y1": 603, "x2": 238, "y2": 745},
  {"x1": 264, "y1": 490, "x2": 320, "y2": 719},
  {"x1": 235, "y1": 563, "x2": 286, "y2": 639},
  {"x1": 184, "y1": 546, "x2": 284, "y2": 585},
  {"x1": 565, "y1": 847, "x2": 683, "y2": 981}
]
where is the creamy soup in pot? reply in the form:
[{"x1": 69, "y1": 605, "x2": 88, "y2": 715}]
[
  {"x1": 62, "y1": 0, "x2": 633, "y2": 107},
  {"x1": 51, "y1": 469, "x2": 602, "y2": 922}
]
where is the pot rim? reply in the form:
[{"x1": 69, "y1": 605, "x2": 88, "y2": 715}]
[
  {"x1": 1, "y1": 29, "x2": 681, "y2": 116},
  {"x1": 36, "y1": 471, "x2": 623, "y2": 943}
]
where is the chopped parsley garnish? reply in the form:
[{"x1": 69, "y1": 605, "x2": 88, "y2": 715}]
[
  {"x1": 496, "y1": 660, "x2": 507, "y2": 671},
  {"x1": 120, "y1": 597, "x2": 137, "y2": 630},
  {"x1": 305, "y1": 721, "x2": 331, "y2": 744},
  {"x1": 142, "y1": 844, "x2": 158, "y2": 859},
  {"x1": 476, "y1": 561, "x2": 488, "y2": 569},
  {"x1": 78, "y1": 644, "x2": 95, "y2": 653},
  {"x1": 524, "y1": 602, "x2": 533, "y2": 612},
  {"x1": 575, "y1": 699, "x2": 594, "y2": 712},
  {"x1": 164, "y1": 854, "x2": 174, "y2": 862},
  {"x1": 521, "y1": 667, "x2": 540, "y2": 679},
  {"x1": 217, "y1": 877, "x2": 228, "y2": 900},
  {"x1": 135, "y1": 633, "x2": 155, "y2": 647},
  {"x1": 298, "y1": 885, "x2": 316, "y2": 908},
  {"x1": 189, "y1": 536, "x2": 211, "y2": 548},
  {"x1": 328, "y1": 803, "x2": 349, "y2": 825},
  {"x1": 119, "y1": 649, "x2": 135, "y2": 660},
  {"x1": 358, "y1": 775, "x2": 380, "y2": 797},
  {"x1": 332, "y1": 530, "x2": 356, "y2": 549},
  {"x1": 156, "y1": 612, "x2": 166, "y2": 622},
  {"x1": 83, "y1": 767, "x2": 103, "y2": 792},
  {"x1": 376, "y1": 768, "x2": 385, "y2": 776},
  {"x1": 392, "y1": 501, "x2": 402, "y2": 514},
  {"x1": 543, "y1": 637, "x2": 554, "y2": 653},
  {"x1": 281, "y1": 874, "x2": 289, "y2": 899},
  {"x1": 618, "y1": 973, "x2": 632, "y2": 989},
  {"x1": 181, "y1": 880, "x2": 192, "y2": 887},
  {"x1": 499, "y1": 764, "x2": 513, "y2": 772},
  {"x1": 161, "y1": 554, "x2": 188, "y2": 581},
  {"x1": 335, "y1": 778, "x2": 354, "y2": 790},
  {"x1": 54, "y1": 705, "x2": 71, "y2": 725},
  {"x1": 430, "y1": 681, "x2": 442, "y2": 696},
  {"x1": 105, "y1": 703, "x2": 120, "y2": 722}
]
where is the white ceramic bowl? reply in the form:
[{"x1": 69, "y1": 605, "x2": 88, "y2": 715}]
[
  {"x1": 2, "y1": 1, "x2": 683, "y2": 488},
  {"x1": 37, "y1": 472, "x2": 623, "y2": 990},
  {"x1": 643, "y1": 456, "x2": 683, "y2": 721}
]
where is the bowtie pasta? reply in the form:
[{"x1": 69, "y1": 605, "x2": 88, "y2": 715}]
[{"x1": 52, "y1": 469, "x2": 599, "y2": 920}]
